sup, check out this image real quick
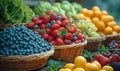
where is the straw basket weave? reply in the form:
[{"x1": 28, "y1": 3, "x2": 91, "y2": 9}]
[
  {"x1": 0, "y1": 47, "x2": 54, "y2": 71},
  {"x1": 51, "y1": 40, "x2": 87, "y2": 60},
  {"x1": 102, "y1": 33, "x2": 120, "y2": 46},
  {"x1": 85, "y1": 35, "x2": 106, "y2": 51}
]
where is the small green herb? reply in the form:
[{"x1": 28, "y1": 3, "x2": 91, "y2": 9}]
[
  {"x1": 40, "y1": 28, "x2": 45, "y2": 34},
  {"x1": 58, "y1": 30, "x2": 67, "y2": 36}
]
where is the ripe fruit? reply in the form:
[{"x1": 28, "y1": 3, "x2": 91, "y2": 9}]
[
  {"x1": 48, "y1": 36, "x2": 54, "y2": 42},
  {"x1": 56, "y1": 38, "x2": 64, "y2": 45},
  {"x1": 27, "y1": 22, "x2": 34, "y2": 29},
  {"x1": 102, "y1": 65, "x2": 114, "y2": 71},
  {"x1": 73, "y1": 68, "x2": 85, "y2": 71},
  {"x1": 81, "y1": 8, "x2": 88, "y2": 16},
  {"x1": 39, "y1": 13, "x2": 45, "y2": 19},
  {"x1": 85, "y1": 63, "x2": 99, "y2": 71},
  {"x1": 34, "y1": 20, "x2": 43, "y2": 25},
  {"x1": 88, "y1": 10, "x2": 93, "y2": 18},
  {"x1": 60, "y1": 14, "x2": 67, "y2": 20},
  {"x1": 64, "y1": 39, "x2": 72, "y2": 45},
  {"x1": 96, "y1": 21, "x2": 105, "y2": 32},
  {"x1": 64, "y1": 63, "x2": 75, "y2": 70},
  {"x1": 39, "y1": 24, "x2": 46, "y2": 29},
  {"x1": 104, "y1": 27, "x2": 113, "y2": 35},
  {"x1": 75, "y1": 40, "x2": 81, "y2": 44},
  {"x1": 65, "y1": 33, "x2": 73, "y2": 41},
  {"x1": 112, "y1": 25, "x2": 120, "y2": 33},
  {"x1": 76, "y1": 33, "x2": 84, "y2": 40},
  {"x1": 93, "y1": 10, "x2": 101, "y2": 18},
  {"x1": 107, "y1": 21, "x2": 116, "y2": 28},
  {"x1": 59, "y1": 68, "x2": 72, "y2": 71},
  {"x1": 101, "y1": 10, "x2": 108, "y2": 15},
  {"x1": 50, "y1": 13, "x2": 58, "y2": 20},
  {"x1": 45, "y1": 28, "x2": 52, "y2": 35},
  {"x1": 42, "y1": 33, "x2": 49, "y2": 40},
  {"x1": 32, "y1": 17, "x2": 39, "y2": 22},
  {"x1": 92, "y1": 60, "x2": 101, "y2": 70},
  {"x1": 74, "y1": 56, "x2": 87, "y2": 68},
  {"x1": 51, "y1": 30, "x2": 59, "y2": 37},
  {"x1": 68, "y1": 26, "x2": 75, "y2": 33},
  {"x1": 61, "y1": 20, "x2": 69, "y2": 27},
  {"x1": 56, "y1": 20, "x2": 61, "y2": 25},
  {"x1": 92, "y1": 17, "x2": 99, "y2": 25},
  {"x1": 42, "y1": 17, "x2": 50, "y2": 24},
  {"x1": 51, "y1": 24, "x2": 60, "y2": 29},
  {"x1": 92, "y1": 6, "x2": 100, "y2": 12}
]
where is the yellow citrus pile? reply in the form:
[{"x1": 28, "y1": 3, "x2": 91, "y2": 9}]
[
  {"x1": 79, "y1": 6, "x2": 120, "y2": 35},
  {"x1": 59, "y1": 56, "x2": 114, "y2": 71}
]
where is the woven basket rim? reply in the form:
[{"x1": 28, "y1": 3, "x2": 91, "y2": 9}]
[
  {"x1": 0, "y1": 47, "x2": 54, "y2": 61},
  {"x1": 105, "y1": 33, "x2": 120, "y2": 37},
  {"x1": 53, "y1": 40, "x2": 87, "y2": 49}
]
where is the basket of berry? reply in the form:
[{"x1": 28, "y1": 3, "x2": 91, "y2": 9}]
[{"x1": 0, "y1": 25, "x2": 54, "y2": 71}]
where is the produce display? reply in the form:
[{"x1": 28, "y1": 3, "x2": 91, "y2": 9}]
[
  {"x1": 0, "y1": 0, "x2": 35, "y2": 24},
  {"x1": 59, "y1": 56, "x2": 114, "y2": 71},
  {"x1": 27, "y1": 10, "x2": 85, "y2": 45},
  {"x1": 0, "y1": 25, "x2": 52, "y2": 55},
  {"x1": 79, "y1": 6, "x2": 120, "y2": 35},
  {"x1": 34, "y1": 1, "x2": 82, "y2": 18}
]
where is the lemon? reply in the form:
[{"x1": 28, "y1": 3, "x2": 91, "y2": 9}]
[
  {"x1": 73, "y1": 67, "x2": 85, "y2": 71},
  {"x1": 85, "y1": 63, "x2": 100, "y2": 71},
  {"x1": 59, "y1": 68, "x2": 72, "y2": 71},
  {"x1": 64, "y1": 63, "x2": 75, "y2": 70},
  {"x1": 74, "y1": 56, "x2": 87, "y2": 68},
  {"x1": 92, "y1": 61, "x2": 101, "y2": 70},
  {"x1": 102, "y1": 65, "x2": 114, "y2": 71}
]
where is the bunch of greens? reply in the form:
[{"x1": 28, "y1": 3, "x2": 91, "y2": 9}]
[{"x1": 0, "y1": 0, "x2": 35, "y2": 24}]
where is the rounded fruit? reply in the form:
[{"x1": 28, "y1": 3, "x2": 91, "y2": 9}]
[
  {"x1": 112, "y1": 25, "x2": 120, "y2": 33},
  {"x1": 104, "y1": 27, "x2": 113, "y2": 35},
  {"x1": 74, "y1": 56, "x2": 87, "y2": 68},
  {"x1": 64, "y1": 63, "x2": 75, "y2": 70},
  {"x1": 92, "y1": 17, "x2": 99, "y2": 25},
  {"x1": 73, "y1": 67, "x2": 85, "y2": 71},
  {"x1": 88, "y1": 10, "x2": 93, "y2": 18},
  {"x1": 92, "y1": 61, "x2": 102, "y2": 70},
  {"x1": 59, "y1": 68, "x2": 72, "y2": 71},
  {"x1": 100, "y1": 70, "x2": 106, "y2": 71},
  {"x1": 101, "y1": 10, "x2": 108, "y2": 15},
  {"x1": 93, "y1": 10, "x2": 101, "y2": 18},
  {"x1": 79, "y1": 13, "x2": 85, "y2": 19},
  {"x1": 81, "y1": 8, "x2": 89, "y2": 16},
  {"x1": 107, "y1": 21, "x2": 116, "y2": 28},
  {"x1": 102, "y1": 65, "x2": 114, "y2": 71},
  {"x1": 96, "y1": 21, "x2": 105, "y2": 32},
  {"x1": 85, "y1": 63, "x2": 100, "y2": 71},
  {"x1": 92, "y1": 6, "x2": 100, "y2": 12}
]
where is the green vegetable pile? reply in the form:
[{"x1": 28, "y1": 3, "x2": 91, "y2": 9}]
[{"x1": 0, "y1": 0, "x2": 35, "y2": 24}]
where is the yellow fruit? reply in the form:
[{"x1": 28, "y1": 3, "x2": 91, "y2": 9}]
[
  {"x1": 101, "y1": 10, "x2": 108, "y2": 15},
  {"x1": 92, "y1": 61, "x2": 102, "y2": 70},
  {"x1": 104, "y1": 27, "x2": 113, "y2": 35},
  {"x1": 74, "y1": 56, "x2": 87, "y2": 68},
  {"x1": 112, "y1": 31, "x2": 117, "y2": 34},
  {"x1": 59, "y1": 68, "x2": 72, "y2": 71},
  {"x1": 107, "y1": 15, "x2": 114, "y2": 22},
  {"x1": 96, "y1": 21, "x2": 105, "y2": 32},
  {"x1": 73, "y1": 68, "x2": 85, "y2": 71},
  {"x1": 88, "y1": 10, "x2": 93, "y2": 18},
  {"x1": 92, "y1": 6, "x2": 100, "y2": 12},
  {"x1": 112, "y1": 25, "x2": 120, "y2": 33},
  {"x1": 92, "y1": 17, "x2": 99, "y2": 25},
  {"x1": 85, "y1": 63, "x2": 100, "y2": 71},
  {"x1": 64, "y1": 63, "x2": 75, "y2": 70},
  {"x1": 93, "y1": 10, "x2": 101, "y2": 18},
  {"x1": 102, "y1": 65, "x2": 114, "y2": 71},
  {"x1": 79, "y1": 13, "x2": 85, "y2": 19},
  {"x1": 107, "y1": 21, "x2": 116, "y2": 28},
  {"x1": 81, "y1": 8, "x2": 88, "y2": 16},
  {"x1": 100, "y1": 70, "x2": 106, "y2": 71}
]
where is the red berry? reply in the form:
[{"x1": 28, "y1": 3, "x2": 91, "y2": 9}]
[
  {"x1": 77, "y1": 33, "x2": 85, "y2": 40},
  {"x1": 64, "y1": 39, "x2": 72, "y2": 45},
  {"x1": 56, "y1": 38, "x2": 64, "y2": 45},
  {"x1": 32, "y1": 17, "x2": 39, "y2": 22},
  {"x1": 39, "y1": 24, "x2": 46, "y2": 29},
  {"x1": 37, "y1": 28, "x2": 41, "y2": 35},
  {"x1": 71, "y1": 24, "x2": 77, "y2": 32},
  {"x1": 75, "y1": 40, "x2": 81, "y2": 44},
  {"x1": 109, "y1": 54, "x2": 120, "y2": 63},
  {"x1": 45, "y1": 28, "x2": 52, "y2": 35},
  {"x1": 51, "y1": 41, "x2": 56, "y2": 45},
  {"x1": 27, "y1": 22, "x2": 34, "y2": 29},
  {"x1": 34, "y1": 20, "x2": 43, "y2": 25},
  {"x1": 50, "y1": 13, "x2": 58, "y2": 20},
  {"x1": 48, "y1": 36, "x2": 54, "y2": 42},
  {"x1": 51, "y1": 24, "x2": 60, "y2": 29},
  {"x1": 68, "y1": 26, "x2": 75, "y2": 33},
  {"x1": 56, "y1": 20, "x2": 61, "y2": 25},
  {"x1": 42, "y1": 33, "x2": 49, "y2": 40},
  {"x1": 51, "y1": 30, "x2": 58, "y2": 37},
  {"x1": 65, "y1": 33, "x2": 73, "y2": 41},
  {"x1": 60, "y1": 14, "x2": 67, "y2": 20},
  {"x1": 47, "y1": 10, "x2": 53, "y2": 15},
  {"x1": 39, "y1": 13, "x2": 45, "y2": 19},
  {"x1": 117, "y1": 44, "x2": 120, "y2": 48},
  {"x1": 42, "y1": 17, "x2": 50, "y2": 24},
  {"x1": 61, "y1": 20, "x2": 69, "y2": 27},
  {"x1": 58, "y1": 27, "x2": 66, "y2": 30}
]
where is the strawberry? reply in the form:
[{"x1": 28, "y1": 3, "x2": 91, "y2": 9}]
[
  {"x1": 109, "y1": 54, "x2": 120, "y2": 63},
  {"x1": 45, "y1": 28, "x2": 52, "y2": 35},
  {"x1": 32, "y1": 17, "x2": 39, "y2": 22},
  {"x1": 51, "y1": 30, "x2": 58, "y2": 37},
  {"x1": 61, "y1": 20, "x2": 69, "y2": 27},
  {"x1": 56, "y1": 20, "x2": 61, "y2": 25},
  {"x1": 39, "y1": 13, "x2": 45, "y2": 19},
  {"x1": 71, "y1": 24, "x2": 77, "y2": 32},
  {"x1": 77, "y1": 33, "x2": 85, "y2": 40},
  {"x1": 34, "y1": 20, "x2": 43, "y2": 25},
  {"x1": 42, "y1": 33, "x2": 49, "y2": 40},
  {"x1": 75, "y1": 40, "x2": 81, "y2": 44},
  {"x1": 64, "y1": 39, "x2": 72, "y2": 45},
  {"x1": 68, "y1": 26, "x2": 75, "y2": 33},
  {"x1": 27, "y1": 22, "x2": 34, "y2": 29},
  {"x1": 50, "y1": 13, "x2": 58, "y2": 20},
  {"x1": 56, "y1": 38, "x2": 64, "y2": 45},
  {"x1": 58, "y1": 27, "x2": 66, "y2": 30},
  {"x1": 39, "y1": 24, "x2": 46, "y2": 29},
  {"x1": 51, "y1": 41, "x2": 56, "y2": 45},
  {"x1": 42, "y1": 17, "x2": 50, "y2": 24},
  {"x1": 65, "y1": 33, "x2": 73, "y2": 41},
  {"x1": 47, "y1": 10, "x2": 53, "y2": 15},
  {"x1": 51, "y1": 24, "x2": 60, "y2": 29},
  {"x1": 60, "y1": 14, "x2": 67, "y2": 20},
  {"x1": 48, "y1": 36, "x2": 54, "y2": 42},
  {"x1": 37, "y1": 28, "x2": 41, "y2": 35}
]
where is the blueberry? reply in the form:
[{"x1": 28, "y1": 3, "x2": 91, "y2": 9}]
[
  {"x1": 73, "y1": 36, "x2": 78, "y2": 40},
  {"x1": 50, "y1": 20, "x2": 56, "y2": 25},
  {"x1": 57, "y1": 15, "x2": 62, "y2": 20},
  {"x1": 36, "y1": 15, "x2": 39, "y2": 18},
  {"x1": 82, "y1": 39, "x2": 85, "y2": 43},
  {"x1": 34, "y1": 25, "x2": 39, "y2": 29},
  {"x1": 72, "y1": 33, "x2": 76, "y2": 37}
]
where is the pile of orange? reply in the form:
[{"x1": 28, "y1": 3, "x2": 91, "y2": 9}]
[
  {"x1": 59, "y1": 56, "x2": 114, "y2": 71},
  {"x1": 79, "y1": 6, "x2": 120, "y2": 35}
]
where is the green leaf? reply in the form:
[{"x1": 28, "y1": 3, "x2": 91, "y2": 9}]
[
  {"x1": 58, "y1": 30, "x2": 67, "y2": 36},
  {"x1": 40, "y1": 28, "x2": 45, "y2": 34}
]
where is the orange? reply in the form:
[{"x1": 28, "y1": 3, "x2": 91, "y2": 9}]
[
  {"x1": 73, "y1": 67, "x2": 85, "y2": 71},
  {"x1": 112, "y1": 31, "x2": 117, "y2": 34},
  {"x1": 59, "y1": 68, "x2": 72, "y2": 71},
  {"x1": 100, "y1": 70, "x2": 106, "y2": 71},
  {"x1": 80, "y1": 8, "x2": 89, "y2": 16},
  {"x1": 104, "y1": 27, "x2": 113, "y2": 35},
  {"x1": 74, "y1": 56, "x2": 87, "y2": 68},
  {"x1": 85, "y1": 63, "x2": 100, "y2": 71},
  {"x1": 92, "y1": 6, "x2": 100, "y2": 12},
  {"x1": 64, "y1": 63, "x2": 75, "y2": 70},
  {"x1": 102, "y1": 65, "x2": 114, "y2": 71},
  {"x1": 101, "y1": 15, "x2": 110, "y2": 26},
  {"x1": 93, "y1": 10, "x2": 101, "y2": 18},
  {"x1": 92, "y1": 61, "x2": 101, "y2": 70},
  {"x1": 96, "y1": 21, "x2": 105, "y2": 32},
  {"x1": 101, "y1": 10, "x2": 108, "y2": 15},
  {"x1": 112, "y1": 25, "x2": 120, "y2": 33},
  {"x1": 97, "y1": 31, "x2": 104, "y2": 34},
  {"x1": 107, "y1": 21, "x2": 116, "y2": 28},
  {"x1": 92, "y1": 17, "x2": 99, "y2": 25},
  {"x1": 88, "y1": 10, "x2": 93, "y2": 18},
  {"x1": 107, "y1": 15, "x2": 114, "y2": 22},
  {"x1": 79, "y1": 13, "x2": 85, "y2": 19}
]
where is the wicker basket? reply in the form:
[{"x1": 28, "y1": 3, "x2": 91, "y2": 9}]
[
  {"x1": 0, "y1": 47, "x2": 54, "y2": 71},
  {"x1": 85, "y1": 35, "x2": 106, "y2": 51},
  {"x1": 51, "y1": 40, "x2": 87, "y2": 60},
  {"x1": 102, "y1": 33, "x2": 120, "y2": 46}
]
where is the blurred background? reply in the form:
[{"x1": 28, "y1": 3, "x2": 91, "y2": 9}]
[{"x1": 23, "y1": 0, "x2": 120, "y2": 25}]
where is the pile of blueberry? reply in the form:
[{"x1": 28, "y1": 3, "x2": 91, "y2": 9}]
[{"x1": 0, "y1": 25, "x2": 52, "y2": 56}]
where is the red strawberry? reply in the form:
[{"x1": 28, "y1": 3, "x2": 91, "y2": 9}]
[
  {"x1": 34, "y1": 20, "x2": 43, "y2": 25},
  {"x1": 42, "y1": 33, "x2": 49, "y2": 40},
  {"x1": 56, "y1": 20, "x2": 61, "y2": 25},
  {"x1": 27, "y1": 22, "x2": 34, "y2": 29},
  {"x1": 61, "y1": 20, "x2": 69, "y2": 27},
  {"x1": 39, "y1": 13, "x2": 45, "y2": 19},
  {"x1": 65, "y1": 33, "x2": 73, "y2": 41},
  {"x1": 64, "y1": 39, "x2": 72, "y2": 45},
  {"x1": 50, "y1": 13, "x2": 58, "y2": 20},
  {"x1": 51, "y1": 24, "x2": 60, "y2": 29},
  {"x1": 51, "y1": 41, "x2": 56, "y2": 45},
  {"x1": 51, "y1": 30, "x2": 58, "y2": 37},
  {"x1": 47, "y1": 10, "x2": 53, "y2": 15},
  {"x1": 48, "y1": 36, "x2": 54, "y2": 42},
  {"x1": 58, "y1": 27, "x2": 66, "y2": 30},
  {"x1": 37, "y1": 28, "x2": 41, "y2": 35},
  {"x1": 45, "y1": 28, "x2": 52, "y2": 35},
  {"x1": 56, "y1": 38, "x2": 64, "y2": 45},
  {"x1": 68, "y1": 26, "x2": 75, "y2": 33},
  {"x1": 42, "y1": 17, "x2": 50, "y2": 24},
  {"x1": 117, "y1": 44, "x2": 120, "y2": 48},
  {"x1": 60, "y1": 14, "x2": 67, "y2": 20},
  {"x1": 32, "y1": 17, "x2": 39, "y2": 22},
  {"x1": 77, "y1": 33, "x2": 83, "y2": 40},
  {"x1": 39, "y1": 24, "x2": 46, "y2": 29},
  {"x1": 75, "y1": 40, "x2": 81, "y2": 44},
  {"x1": 71, "y1": 24, "x2": 77, "y2": 32},
  {"x1": 109, "y1": 54, "x2": 120, "y2": 63}
]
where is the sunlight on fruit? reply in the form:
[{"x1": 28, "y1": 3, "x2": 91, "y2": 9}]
[
  {"x1": 102, "y1": 65, "x2": 114, "y2": 71},
  {"x1": 85, "y1": 63, "x2": 100, "y2": 71},
  {"x1": 73, "y1": 67, "x2": 85, "y2": 71},
  {"x1": 64, "y1": 63, "x2": 75, "y2": 70}
]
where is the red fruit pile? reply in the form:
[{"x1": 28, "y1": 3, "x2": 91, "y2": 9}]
[{"x1": 27, "y1": 10, "x2": 85, "y2": 45}]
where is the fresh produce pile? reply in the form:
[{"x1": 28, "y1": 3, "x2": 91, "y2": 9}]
[
  {"x1": 0, "y1": 0, "x2": 35, "y2": 24},
  {"x1": 59, "y1": 56, "x2": 114, "y2": 71},
  {"x1": 27, "y1": 10, "x2": 85, "y2": 45},
  {"x1": 34, "y1": 1, "x2": 82, "y2": 18},
  {"x1": 0, "y1": 25, "x2": 52, "y2": 55},
  {"x1": 79, "y1": 6, "x2": 120, "y2": 35}
]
